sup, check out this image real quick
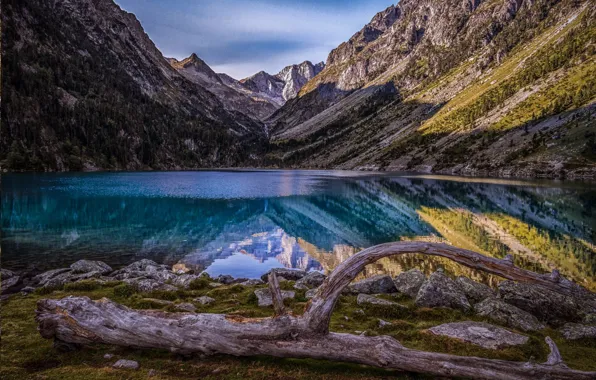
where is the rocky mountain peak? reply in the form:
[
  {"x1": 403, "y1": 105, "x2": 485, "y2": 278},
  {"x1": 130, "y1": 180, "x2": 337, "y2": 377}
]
[{"x1": 274, "y1": 60, "x2": 326, "y2": 101}]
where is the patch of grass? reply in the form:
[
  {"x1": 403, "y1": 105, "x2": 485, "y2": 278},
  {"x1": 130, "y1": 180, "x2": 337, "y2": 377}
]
[
  {"x1": 2, "y1": 281, "x2": 596, "y2": 380},
  {"x1": 112, "y1": 283, "x2": 136, "y2": 298},
  {"x1": 188, "y1": 277, "x2": 211, "y2": 290},
  {"x1": 63, "y1": 280, "x2": 101, "y2": 292}
]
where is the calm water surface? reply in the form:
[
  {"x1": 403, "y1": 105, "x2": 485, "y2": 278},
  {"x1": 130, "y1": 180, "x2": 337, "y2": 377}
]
[{"x1": 2, "y1": 171, "x2": 595, "y2": 289}]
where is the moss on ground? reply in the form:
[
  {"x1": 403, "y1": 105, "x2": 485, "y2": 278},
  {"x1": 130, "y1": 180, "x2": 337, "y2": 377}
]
[{"x1": 2, "y1": 279, "x2": 595, "y2": 379}]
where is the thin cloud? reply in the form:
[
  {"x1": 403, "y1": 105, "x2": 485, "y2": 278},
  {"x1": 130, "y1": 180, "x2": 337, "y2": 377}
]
[{"x1": 116, "y1": 0, "x2": 396, "y2": 78}]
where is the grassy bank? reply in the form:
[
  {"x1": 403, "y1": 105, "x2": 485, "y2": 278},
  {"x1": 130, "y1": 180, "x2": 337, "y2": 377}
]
[{"x1": 2, "y1": 279, "x2": 595, "y2": 379}]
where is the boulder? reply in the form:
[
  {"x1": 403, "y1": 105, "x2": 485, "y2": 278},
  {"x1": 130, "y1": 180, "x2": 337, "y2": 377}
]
[
  {"x1": 474, "y1": 298, "x2": 545, "y2": 331},
  {"x1": 70, "y1": 260, "x2": 112, "y2": 275},
  {"x1": 121, "y1": 259, "x2": 164, "y2": 272},
  {"x1": 378, "y1": 319, "x2": 392, "y2": 328},
  {"x1": 175, "y1": 303, "x2": 197, "y2": 312},
  {"x1": 415, "y1": 272, "x2": 471, "y2": 311},
  {"x1": 21, "y1": 286, "x2": 36, "y2": 294},
  {"x1": 456, "y1": 276, "x2": 495, "y2": 304},
  {"x1": 217, "y1": 275, "x2": 235, "y2": 285},
  {"x1": 305, "y1": 288, "x2": 318, "y2": 299},
  {"x1": 112, "y1": 359, "x2": 140, "y2": 370},
  {"x1": 254, "y1": 288, "x2": 295, "y2": 307},
  {"x1": 194, "y1": 296, "x2": 215, "y2": 305},
  {"x1": 1, "y1": 270, "x2": 20, "y2": 292},
  {"x1": 560, "y1": 323, "x2": 596, "y2": 340},
  {"x1": 32, "y1": 268, "x2": 71, "y2": 286},
  {"x1": 428, "y1": 322, "x2": 529, "y2": 349},
  {"x1": 171, "y1": 274, "x2": 201, "y2": 288},
  {"x1": 294, "y1": 271, "x2": 326, "y2": 290},
  {"x1": 124, "y1": 278, "x2": 177, "y2": 293},
  {"x1": 357, "y1": 294, "x2": 405, "y2": 308},
  {"x1": 239, "y1": 279, "x2": 264, "y2": 286},
  {"x1": 349, "y1": 275, "x2": 397, "y2": 294},
  {"x1": 498, "y1": 281, "x2": 583, "y2": 326},
  {"x1": 393, "y1": 269, "x2": 426, "y2": 298},
  {"x1": 260, "y1": 268, "x2": 306, "y2": 282}
]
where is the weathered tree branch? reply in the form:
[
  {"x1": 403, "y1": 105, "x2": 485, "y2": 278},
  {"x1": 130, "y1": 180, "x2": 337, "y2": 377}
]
[
  {"x1": 268, "y1": 272, "x2": 287, "y2": 316},
  {"x1": 36, "y1": 242, "x2": 596, "y2": 379}
]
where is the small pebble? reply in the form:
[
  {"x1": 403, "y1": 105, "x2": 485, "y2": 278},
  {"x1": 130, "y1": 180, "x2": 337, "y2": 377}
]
[{"x1": 103, "y1": 354, "x2": 114, "y2": 360}]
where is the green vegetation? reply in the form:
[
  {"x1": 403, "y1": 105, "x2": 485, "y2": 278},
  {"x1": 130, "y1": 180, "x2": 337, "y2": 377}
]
[
  {"x1": 2, "y1": 278, "x2": 596, "y2": 379},
  {"x1": 488, "y1": 213, "x2": 596, "y2": 290}
]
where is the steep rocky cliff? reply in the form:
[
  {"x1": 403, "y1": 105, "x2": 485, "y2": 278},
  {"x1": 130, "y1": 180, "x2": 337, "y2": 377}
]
[
  {"x1": 169, "y1": 54, "x2": 278, "y2": 120},
  {"x1": 268, "y1": 0, "x2": 596, "y2": 179},
  {"x1": 0, "y1": 0, "x2": 266, "y2": 171}
]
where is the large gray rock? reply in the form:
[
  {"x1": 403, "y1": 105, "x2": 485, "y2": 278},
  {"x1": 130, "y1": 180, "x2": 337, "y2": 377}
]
[
  {"x1": 70, "y1": 260, "x2": 112, "y2": 275},
  {"x1": 428, "y1": 322, "x2": 529, "y2": 349},
  {"x1": 260, "y1": 268, "x2": 306, "y2": 282},
  {"x1": 124, "y1": 278, "x2": 177, "y2": 293},
  {"x1": 456, "y1": 276, "x2": 495, "y2": 304},
  {"x1": 33, "y1": 268, "x2": 103, "y2": 289},
  {"x1": 357, "y1": 294, "x2": 406, "y2": 309},
  {"x1": 32, "y1": 268, "x2": 71, "y2": 286},
  {"x1": 113, "y1": 359, "x2": 140, "y2": 370},
  {"x1": 1, "y1": 269, "x2": 19, "y2": 292},
  {"x1": 415, "y1": 272, "x2": 471, "y2": 311},
  {"x1": 393, "y1": 269, "x2": 426, "y2": 298},
  {"x1": 294, "y1": 271, "x2": 326, "y2": 289},
  {"x1": 349, "y1": 275, "x2": 397, "y2": 294},
  {"x1": 171, "y1": 274, "x2": 201, "y2": 288},
  {"x1": 498, "y1": 281, "x2": 583, "y2": 326},
  {"x1": 560, "y1": 323, "x2": 596, "y2": 340},
  {"x1": 240, "y1": 279, "x2": 265, "y2": 286},
  {"x1": 254, "y1": 288, "x2": 295, "y2": 307},
  {"x1": 475, "y1": 298, "x2": 545, "y2": 331},
  {"x1": 175, "y1": 303, "x2": 197, "y2": 312},
  {"x1": 111, "y1": 259, "x2": 176, "y2": 284}
]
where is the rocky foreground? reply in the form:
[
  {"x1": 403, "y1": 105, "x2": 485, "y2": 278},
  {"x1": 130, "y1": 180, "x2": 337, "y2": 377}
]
[{"x1": 3, "y1": 259, "x2": 596, "y2": 346}]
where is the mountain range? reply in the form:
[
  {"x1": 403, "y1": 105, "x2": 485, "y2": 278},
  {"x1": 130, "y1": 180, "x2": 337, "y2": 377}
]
[{"x1": 1, "y1": 0, "x2": 595, "y2": 178}]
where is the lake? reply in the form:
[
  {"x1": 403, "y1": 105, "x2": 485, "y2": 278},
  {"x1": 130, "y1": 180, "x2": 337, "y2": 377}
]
[{"x1": 1, "y1": 170, "x2": 595, "y2": 289}]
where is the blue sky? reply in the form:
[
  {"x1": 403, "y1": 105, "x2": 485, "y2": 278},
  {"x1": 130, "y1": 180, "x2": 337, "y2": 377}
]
[{"x1": 115, "y1": 0, "x2": 396, "y2": 79}]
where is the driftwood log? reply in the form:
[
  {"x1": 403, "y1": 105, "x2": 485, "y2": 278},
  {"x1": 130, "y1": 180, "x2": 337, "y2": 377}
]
[{"x1": 36, "y1": 242, "x2": 596, "y2": 379}]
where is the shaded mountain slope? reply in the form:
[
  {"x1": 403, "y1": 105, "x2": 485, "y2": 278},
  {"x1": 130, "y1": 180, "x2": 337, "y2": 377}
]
[
  {"x1": 267, "y1": 0, "x2": 596, "y2": 179},
  {"x1": 0, "y1": 0, "x2": 266, "y2": 171}
]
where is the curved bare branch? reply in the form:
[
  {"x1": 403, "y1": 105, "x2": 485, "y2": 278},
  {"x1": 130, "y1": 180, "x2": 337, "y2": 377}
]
[{"x1": 304, "y1": 242, "x2": 594, "y2": 334}]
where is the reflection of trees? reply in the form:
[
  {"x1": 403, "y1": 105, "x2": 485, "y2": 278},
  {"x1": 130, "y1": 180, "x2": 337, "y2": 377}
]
[{"x1": 2, "y1": 175, "x2": 594, "y2": 289}]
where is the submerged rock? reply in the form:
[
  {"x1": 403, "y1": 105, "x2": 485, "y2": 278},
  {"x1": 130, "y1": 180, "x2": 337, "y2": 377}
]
[
  {"x1": 260, "y1": 268, "x2": 307, "y2": 282},
  {"x1": 560, "y1": 323, "x2": 596, "y2": 340},
  {"x1": 498, "y1": 281, "x2": 583, "y2": 326},
  {"x1": 254, "y1": 288, "x2": 295, "y2": 307},
  {"x1": 294, "y1": 271, "x2": 326, "y2": 289},
  {"x1": 428, "y1": 321, "x2": 528, "y2": 349},
  {"x1": 475, "y1": 298, "x2": 545, "y2": 331},
  {"x1": 456, "y1": 276, "x2": 495, "y2": 304},
  {"x1": 415, "y1": 272, "x2": 471, "y2": 311},
  {"x1": 393, "y1": 269, "x2": 426, "y2": 298},
  {"x1": 70, "y1": 260, "x2": 112, "y2": 275},
  {"x1": 349, "y1": 275, "x2": 397, "y2": 294},
  {"x1": 113, "y1": 359, "x2": 140, "y2": 370}
]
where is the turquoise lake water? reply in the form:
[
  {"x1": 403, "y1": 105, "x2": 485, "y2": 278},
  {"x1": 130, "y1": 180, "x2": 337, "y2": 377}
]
[{"x1": 1, "y1": 171, "x2": 595, "y2": 287}]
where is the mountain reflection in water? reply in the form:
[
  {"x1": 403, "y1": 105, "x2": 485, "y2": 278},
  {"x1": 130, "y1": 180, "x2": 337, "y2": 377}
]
[{"x1": 2, "y1": 171, "x2": 595, "y2": 289}]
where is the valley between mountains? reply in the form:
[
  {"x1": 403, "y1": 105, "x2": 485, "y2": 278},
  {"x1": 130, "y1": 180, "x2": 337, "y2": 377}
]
[{"x1": 1, "y1": 0, "x2": 595, "y2": 178}]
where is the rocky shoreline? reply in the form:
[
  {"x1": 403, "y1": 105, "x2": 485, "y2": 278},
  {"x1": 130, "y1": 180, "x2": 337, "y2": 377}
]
[{"x1": 3, "y1": 258, "x2": 596, "y2": 345}]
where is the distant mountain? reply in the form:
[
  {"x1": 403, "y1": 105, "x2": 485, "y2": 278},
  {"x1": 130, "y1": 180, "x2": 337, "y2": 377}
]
[
  {"x1": 1, "y1": 0, "x2": 266, "y2": 171},
  {"x1": 168, "y1": 54, "x2": 278, "y2": 120},
  {"x1": 238, "y1": 61, "x2": 326, "y2": 107},
  {"x1": 267, "y1": 0, "x2": 596, "y2": 179}
]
